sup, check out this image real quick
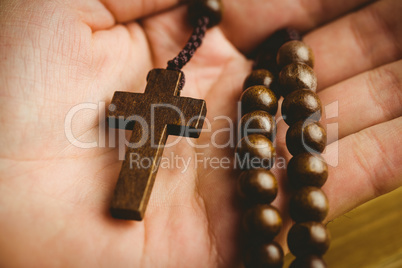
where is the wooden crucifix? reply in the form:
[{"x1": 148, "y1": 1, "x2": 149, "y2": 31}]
[{"x1": 107, "y1": 69, "x2": 206, "y2": 221}]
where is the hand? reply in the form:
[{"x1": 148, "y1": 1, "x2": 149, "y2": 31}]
[{"x1": 0, "y1": 0, "x2": 401, "y2": 267}]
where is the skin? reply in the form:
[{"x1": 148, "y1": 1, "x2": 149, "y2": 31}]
[{"x1": 0, "y1": 0, "x2": 401, "y2": 267}]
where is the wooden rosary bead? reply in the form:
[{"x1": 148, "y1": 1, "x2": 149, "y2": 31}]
[
  {"x1": 244, "y1": 242, "x2": 284, "y2": 268},
  {"x1": 243, "y1": 204, "x2": 283, "y2": 241},
  {"x1": 287, "y1": 222, "x2": 331, "y2": 257},
  {"x1": 236, "y1": 134, "x2": 276, "y2": 169},
  {"x1": 287, "y1": 153, "x2": 328, "y2": 188},
  {"x1": 243, "y1": 69, "x2": 275, "y2": 91},
  {"x1": 277, "y1": 40, "x2": 315, "y2": 68},
  {"x1": 253, "y1": 28, "x2": 302, "y2": 71},
  {"x1": 289, "y1": 187, "x2": 329, "y2": 222},
  {"x1": 188, "y1": 0, "x2": 223, "y2": 28},
  {"x1": 238, "y1": 169, "x2": 278, "y2": 204},
  {"x1": 289, "y1": 255, "x2": 327, "y2": 268},
  {"x1": 239, "y1": 111, "x2": 276, "y2": 140},
  {"x1": 279, "y1": 63, "x2": 317, "y2": 96},
  {"x1": 241, "y1": 86, "x2": 278, "y2": 116},
  {"x1": 281, "y1": 89, "x2": 322, "y2": 125},
  {"x1": 286, "y1": 121, "x2": 327, "y2": 156}
]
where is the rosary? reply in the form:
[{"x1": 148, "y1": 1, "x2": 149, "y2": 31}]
[{"x1": 107, "y1": 1, "x2": 330, "y2": 267}]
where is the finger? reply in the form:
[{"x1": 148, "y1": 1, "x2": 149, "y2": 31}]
[
  {"x1": 305, "y1": 0, "x2": 402, "y2": 90},
  {"x1": 79, "y1": 0, "x2": 376, "y2": 48},
  {"x1": 63, "y1": 0, "x2": 180, "y2": 31},
  {"x1": 99, "y1": 0, "x2": 179, "y2": 23},
  {"x1": 222, "y1": 0, "x2": 375, "y2": 52},
  {"x1": 69, "y1": 0, "x2": 115, "y2": 31},
  {"x1": 319, "y1": 60, "x2": 402, "y2": 144},
  {"x1": 92, "y1": 22, "x2": 153, "y2": 100},
  {"x1": 323, "y1": 116, "x2": 402, "y2": 221},
  {"x1": 0, "y1": 0, "x2": 115, "y2": 32}
]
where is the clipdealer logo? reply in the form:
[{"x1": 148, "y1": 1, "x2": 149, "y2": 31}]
[{"x1": 64, "y1": 100, "x2": 339, "y2": 172}]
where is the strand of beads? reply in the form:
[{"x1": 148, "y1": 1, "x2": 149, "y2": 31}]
[
  {"x1": 235, "y1": 29, "x2": 304, "y2": 268},
  {"x1": 235, "y1": 67, "x2": 283, "y2": 267},
  {"x1": 276, "y1": 40, "x2": 330, "y2": 268}
]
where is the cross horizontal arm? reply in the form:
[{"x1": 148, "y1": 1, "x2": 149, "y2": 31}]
[
  {"x1": 109, "y1": 92, "x2": 143, "y2": 117},
  {"x1": 158, "y1": 96, "x2": 207, "y2": 138},
  {"x1": 108, "y1": 92, "x2": 144, "y2": 130}
]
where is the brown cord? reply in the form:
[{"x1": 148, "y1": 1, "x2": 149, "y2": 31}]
[{"x1": 167, "y1": 16, "x2": 210, "y2": 91}]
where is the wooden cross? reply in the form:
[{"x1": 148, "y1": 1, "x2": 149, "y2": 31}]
[{"x1": 107, "y1": 69, "x2": 207, "y2": 221}]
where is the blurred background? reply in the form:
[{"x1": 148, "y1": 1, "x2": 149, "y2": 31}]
[{"x1": 284, "y1": 186, "x2": 402, "y2": 267}]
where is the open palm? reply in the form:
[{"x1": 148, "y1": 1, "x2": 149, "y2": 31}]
[{"x1": 0, "y1": 0, "x2": 401, "y2": 267}]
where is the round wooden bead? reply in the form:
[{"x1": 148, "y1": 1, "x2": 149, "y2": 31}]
[
  {"x1": 241, "y1": 86, "x2": 278, "y2": 116},
  {"x1": 243, "y1": 69, "x2": 275, "y2": 91},
  {"x1": 236, "y1": 134, "x2": 276, "y2": 169},
  {"x1": 281, "y1": 89, "x2": 322, "y2": 125},
  {"x1": 289, "y1": 187, "x2": 329, "y2": 222},
  {"x1": 287, "y1": 222, "x2": 331, "y2": 257},
  {"x1": 243, "y1": 204, "x2": 283, "y2": 241},
  {"x1": 254, "y1": 28, "x2": 302, "y2": 71},
  {"x1": 289, "y1": 255, "x2": 327, "y2": 268},
  {"x1": 288, "y1": 153, "x2": 328, "y2": 188},
  {"x1": 244, "y1": 242, "x2": 284, "y2": 268},
  {"x1": 238, "y1": 169, "x2": 278, "y2": 204},
  {"x1": 239, "y1": 111, "x2": 276, "y2": 140},
  {"x1": 286, "y1": 121, "x2": 327, "y2": 156},
  {"x1": 279, "y1": 63, "x2": 317, "y2": 96},
  {"x1": 188, "y1": 0, "x2": 223, "y2": 28},
  {"x1": 277, "y1": 40, "x2": 315, "y2": 68}
]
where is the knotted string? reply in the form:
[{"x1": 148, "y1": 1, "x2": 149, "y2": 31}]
[{"x1": 167, "y1": 16, "x2": 209, "y2": 91}]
